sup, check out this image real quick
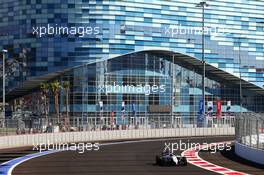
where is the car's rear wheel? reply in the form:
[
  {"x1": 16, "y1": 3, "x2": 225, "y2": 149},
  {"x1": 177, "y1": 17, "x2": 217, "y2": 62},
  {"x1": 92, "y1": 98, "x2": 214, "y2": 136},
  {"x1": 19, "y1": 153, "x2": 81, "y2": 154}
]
[
  {"x1": 180, "y1": 157, "x2": 187, "y2": 166},
  {"x1": 155, "y1": 156, "x2": 161, "y2": 165}
]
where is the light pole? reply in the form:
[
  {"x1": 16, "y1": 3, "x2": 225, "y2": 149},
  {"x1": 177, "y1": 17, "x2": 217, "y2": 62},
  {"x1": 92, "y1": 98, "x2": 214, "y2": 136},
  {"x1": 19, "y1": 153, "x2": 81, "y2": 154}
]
[
  {"x1": 2, "y1": 49, "x2": 7, "y2": 128},
  {"x1": 196, "y1": 1, "x2": 209, "y2": 127},
  {"x1": 233, "y1": 36, "x2": 247, "y2": 115},
  {"x1": 171, "y1": 54, "x2": 175, "y2": 128},
  {"x1": 238, "y1": 38, "x2": 243, "y2": 115}
]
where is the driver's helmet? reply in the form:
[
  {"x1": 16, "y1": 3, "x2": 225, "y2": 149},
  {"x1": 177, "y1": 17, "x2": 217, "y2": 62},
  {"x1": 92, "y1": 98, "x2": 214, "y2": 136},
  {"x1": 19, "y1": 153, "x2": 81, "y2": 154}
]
[{"x1": 162, "y1": 150, "x2": 171, "y2": 156}]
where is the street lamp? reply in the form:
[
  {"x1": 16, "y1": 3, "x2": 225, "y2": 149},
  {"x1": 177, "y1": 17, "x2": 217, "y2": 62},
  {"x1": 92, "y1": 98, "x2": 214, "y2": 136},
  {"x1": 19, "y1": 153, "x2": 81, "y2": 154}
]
[
  {"x1": 229, "y1": 35, "x2": 244, "y2": 115},
  {"x1": 196, "y1": 1, "x2": 209, "y2": 127},
  {"x1": 2, "y1": 49, "x2": 7, "y2": 128},
  {"x1": 237, "y1": 38, "x2": 243, "y2": 115}
]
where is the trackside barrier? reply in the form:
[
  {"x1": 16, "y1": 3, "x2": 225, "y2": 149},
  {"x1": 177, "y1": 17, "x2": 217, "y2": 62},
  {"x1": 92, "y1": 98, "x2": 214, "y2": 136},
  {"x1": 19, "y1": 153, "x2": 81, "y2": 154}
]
[
  {"x1": 0, "y1": 127, "x2": 235, "y2": 150},
  {"x1": 1, "y1": 115, "x2": 236, "y2": 136},
  {"x1": 235, "y1": 113, "x2": 264, "y2": 165},
  {"x1": 235, "y1": 142, "x2": 264, "y2": 165}
]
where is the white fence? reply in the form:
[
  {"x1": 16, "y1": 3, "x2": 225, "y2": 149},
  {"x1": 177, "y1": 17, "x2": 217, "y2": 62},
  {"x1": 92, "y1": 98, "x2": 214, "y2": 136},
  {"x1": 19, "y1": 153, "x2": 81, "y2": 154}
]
[
  {"x1": 1, "y1": 115, "x2": 235, "y2": 136},
  {"x1": 0, "y1": 127, "x2": 235, "y2": 149}
]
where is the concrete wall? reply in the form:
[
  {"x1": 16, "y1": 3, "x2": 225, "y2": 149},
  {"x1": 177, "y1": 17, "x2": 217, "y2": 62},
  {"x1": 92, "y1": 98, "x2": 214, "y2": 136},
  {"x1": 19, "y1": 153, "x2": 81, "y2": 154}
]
[
  {"x1": 0, "y1": 127, "x2": 235, "y2": 150},
  {"x1": 235, "y1": 142, "x2": 264, "y2": 165}
]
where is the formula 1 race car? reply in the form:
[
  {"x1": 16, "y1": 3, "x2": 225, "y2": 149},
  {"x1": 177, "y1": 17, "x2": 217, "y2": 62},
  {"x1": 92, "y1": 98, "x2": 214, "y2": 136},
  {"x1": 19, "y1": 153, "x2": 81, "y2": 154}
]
[{"x1": 155, "y1": 152, "x2": 187, "y2": 166}]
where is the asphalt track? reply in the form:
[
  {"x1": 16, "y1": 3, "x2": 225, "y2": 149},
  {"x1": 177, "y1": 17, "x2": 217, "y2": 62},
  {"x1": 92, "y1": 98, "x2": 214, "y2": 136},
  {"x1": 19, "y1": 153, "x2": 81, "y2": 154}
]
[
  {"x1": 0, "y1": 147, "x2": 37, "y2": 165},
  {"x1": 1, "y1": 136, "x2": 260, "y2": 175},
  {"x1": 199, "y1": 145, "x2": 264, "y2": 174}
]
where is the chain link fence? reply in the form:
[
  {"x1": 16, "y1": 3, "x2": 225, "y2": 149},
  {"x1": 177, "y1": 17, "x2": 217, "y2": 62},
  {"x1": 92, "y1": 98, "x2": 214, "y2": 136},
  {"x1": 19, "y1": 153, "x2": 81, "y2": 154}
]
[
  {"x1": 235, "y1": 113, "x2": 264, "y2": 150},
  {"x1": 0, "y1": 113, "x2": 235, "y2": 136}
]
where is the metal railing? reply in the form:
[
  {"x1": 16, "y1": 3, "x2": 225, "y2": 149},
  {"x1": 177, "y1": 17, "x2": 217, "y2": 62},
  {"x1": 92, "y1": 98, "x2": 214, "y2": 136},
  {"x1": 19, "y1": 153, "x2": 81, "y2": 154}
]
[
  {"x1": 235, "y1": 113, "x2": 264, "y2": 150},
  {"x1": 0, "y1": 114, "x2": 235, "y2": 136}
]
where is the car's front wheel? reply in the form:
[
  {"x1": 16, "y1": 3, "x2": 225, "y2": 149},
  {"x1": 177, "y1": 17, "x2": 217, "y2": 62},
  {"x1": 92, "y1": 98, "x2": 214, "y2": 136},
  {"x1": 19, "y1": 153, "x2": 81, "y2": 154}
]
[
  {"x1": 155, "y1": 156, "x2": 161, "y2": 165},
  {"x1": 179, "y1": 157, "x2": 187, "y2": 166}
]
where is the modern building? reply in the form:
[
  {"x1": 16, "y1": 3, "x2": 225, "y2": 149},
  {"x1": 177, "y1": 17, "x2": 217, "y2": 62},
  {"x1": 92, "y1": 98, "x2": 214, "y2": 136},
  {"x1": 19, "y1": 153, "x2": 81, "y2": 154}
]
[{"x1": 0, "y1": 0, "x2": 264, "y2": 123}]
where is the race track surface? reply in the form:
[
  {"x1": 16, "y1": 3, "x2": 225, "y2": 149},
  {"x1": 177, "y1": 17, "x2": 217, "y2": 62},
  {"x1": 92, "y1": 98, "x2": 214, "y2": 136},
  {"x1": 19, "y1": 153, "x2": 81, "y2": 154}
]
[
  {"x1": 199, "y1": 145, "x2": 264, "y2": 174},
  {"x1": 0, "y1": 147, "x2": 37, "y2": 165},
  {"x1": 12, "y1": 136, "x2": 233, "y2": 175}
]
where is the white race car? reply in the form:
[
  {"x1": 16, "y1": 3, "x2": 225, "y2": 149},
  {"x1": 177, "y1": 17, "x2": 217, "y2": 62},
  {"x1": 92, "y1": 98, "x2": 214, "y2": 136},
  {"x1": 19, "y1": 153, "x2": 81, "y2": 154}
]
[{"x1": 155, "y1": 152, "x2": 187, "y2": 166}]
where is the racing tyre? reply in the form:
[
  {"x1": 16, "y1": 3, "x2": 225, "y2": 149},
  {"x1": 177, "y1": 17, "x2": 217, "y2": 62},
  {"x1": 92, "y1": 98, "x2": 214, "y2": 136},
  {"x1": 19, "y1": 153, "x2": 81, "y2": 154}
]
[
  {"x1": 156, "y1": 156, "x2": 161, "y2": 165},
  {"x1": 180, "y1": 157, "x2": 187, "y2": 166}
]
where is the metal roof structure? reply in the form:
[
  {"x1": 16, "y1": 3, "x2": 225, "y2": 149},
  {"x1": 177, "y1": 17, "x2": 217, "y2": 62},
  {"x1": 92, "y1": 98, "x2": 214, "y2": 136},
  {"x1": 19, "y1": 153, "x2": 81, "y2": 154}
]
[{"x1": 2, "y1": 50, "x2": 263, "y2": 101}]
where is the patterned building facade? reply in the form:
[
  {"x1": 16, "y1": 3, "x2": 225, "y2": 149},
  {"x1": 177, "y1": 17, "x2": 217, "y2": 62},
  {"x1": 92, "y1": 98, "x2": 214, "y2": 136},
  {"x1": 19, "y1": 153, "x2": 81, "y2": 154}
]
[{"x1": 0, "y1": 0, "x2": 264, "y2": 119}]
